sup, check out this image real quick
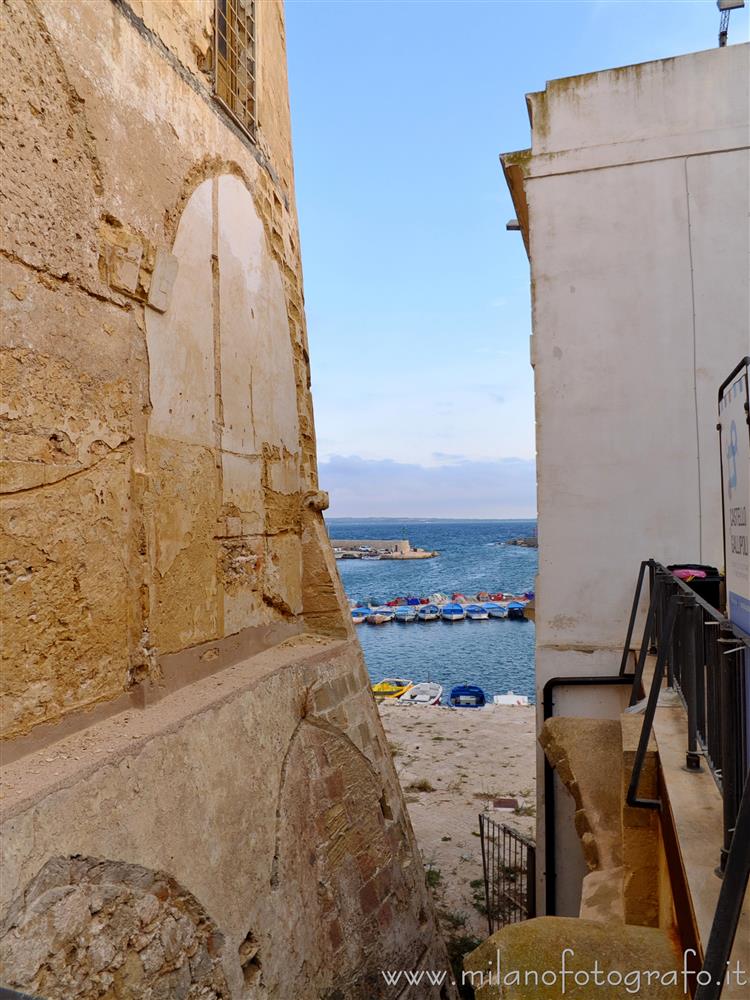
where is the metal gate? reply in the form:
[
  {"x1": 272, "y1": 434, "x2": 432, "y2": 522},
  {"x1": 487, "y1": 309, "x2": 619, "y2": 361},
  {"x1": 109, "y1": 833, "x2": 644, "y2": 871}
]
[{"x1": 478, "y1": 814, "x2": 536, "y2": 935}]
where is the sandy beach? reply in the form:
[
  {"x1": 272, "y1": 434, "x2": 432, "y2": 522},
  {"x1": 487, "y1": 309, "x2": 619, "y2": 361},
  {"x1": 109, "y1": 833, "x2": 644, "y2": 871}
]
[{"x1": 379, "y1": 701, "x2": 536, "y2": 940}]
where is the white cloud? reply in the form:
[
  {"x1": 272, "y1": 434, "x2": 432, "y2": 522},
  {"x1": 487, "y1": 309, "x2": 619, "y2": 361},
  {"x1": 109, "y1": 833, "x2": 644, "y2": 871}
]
[{"x1": 319, "y1": 454, "x2": 536, "y2": 518}]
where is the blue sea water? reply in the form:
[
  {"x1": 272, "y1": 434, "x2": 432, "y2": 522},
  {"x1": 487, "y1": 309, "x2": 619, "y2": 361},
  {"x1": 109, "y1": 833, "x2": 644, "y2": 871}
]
[{"x1": 326, "y1": 519, "x2": 538, "y2": 702}]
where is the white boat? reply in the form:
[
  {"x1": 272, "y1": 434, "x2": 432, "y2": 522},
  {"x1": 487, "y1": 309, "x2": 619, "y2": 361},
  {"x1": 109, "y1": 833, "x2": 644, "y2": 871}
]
[
  {"x1": 465, "y1": 604, "x2": 489, "y2": 620},
  {"x1": 416, "y1": 604, "x2": 440, "y2": 621},
  {"x1": 394, "y1": 607, "x2": 417, "y2": 622},
  {"x1": 493, "y1": 691, "x2": 530, "y2": 706},
  {"x1": 399, "y1": 682, "x2": 443, "y2": 706},
  {"x1": 351, "y1": 607, "x2": 369, "y2": 625},
  {"x1": 367, "y1": 610, "x2": 395, "y2": 625}
]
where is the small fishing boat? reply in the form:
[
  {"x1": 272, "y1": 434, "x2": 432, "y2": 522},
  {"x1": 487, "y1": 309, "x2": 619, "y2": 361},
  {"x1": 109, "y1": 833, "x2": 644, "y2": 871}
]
[
  {"x1": 449, "y1": 684, "x2": 486, "y2": 708},
  {"x1": 367, "y1": 609, "x2": 395, "y2": 625},
  {"x1": 465, "y1": 604, "x2": 489, "y2": 620},
  {"x1": 493, "y1": 691, "x2": 530, "y2": 706},
  {"x1": 372, "y1": 677, "x2": 414, "y2": 700},
  {"x1": 506, "y1": 602, "x2": 527, "y2": 622},
  {"x1": 351, "y1": 607, "x2": 369, "y2": 624},
  {"x1": 399, "y1": 682, "x2": 443, "y2": 706},
  {"x1": 394, "y1": 607, "x2": 417, "y2": 623},
  {"x1": 484, "y1": 602, "x2": 507, "y2": 619},
  {"x1": 416, "y1": 603, "x2": 440, "y2": 621},
  {"x1": 441, "y1": 603, "x2": 466, "y2": 622}
]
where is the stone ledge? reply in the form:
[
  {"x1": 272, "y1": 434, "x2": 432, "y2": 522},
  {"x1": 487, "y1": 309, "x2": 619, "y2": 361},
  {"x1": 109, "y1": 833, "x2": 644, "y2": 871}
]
[{"x1": 0, "y1": 633, "x2": 351, "y2": 823}]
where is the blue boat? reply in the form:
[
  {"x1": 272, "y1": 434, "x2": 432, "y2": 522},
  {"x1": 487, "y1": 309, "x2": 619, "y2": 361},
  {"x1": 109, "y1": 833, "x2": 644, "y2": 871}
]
[
  {"x1": 351, "y1": 607, "x2": 369, "y2": 624},
  {"x1": 394, "y1": 606, "x2": 417, "y2": 622},
  {"x1": 465, "y1": 604, "x2": 489, "y2": 620},
  {"x1": 484, "y1": 602, "x2": 506, "y2": 619},
  {"x1": 417, "y1": 603, "x2": 440, "y2": 621},
  {"x1": 449, "y1": 685, "x2": 486, "y2": 708},
  {"x1": 507, "y1": 601, "x2": 527, "y2": 621},
  {"x1": 441, "y1": 603, "x2": 466, "y2": 622}
]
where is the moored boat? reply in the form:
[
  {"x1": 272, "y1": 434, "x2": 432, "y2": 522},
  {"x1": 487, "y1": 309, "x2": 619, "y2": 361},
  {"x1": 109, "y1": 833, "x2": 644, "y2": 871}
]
[
  {"x1": 394, "y1": 607, "x2": 417, "y2": 623},
  {"x1": 351, "y1": 607, "x2": 369, "y2": 624},
  {"x1": 416, "y1": 603, "x2": 440, "y2": 621},
  {"x1": 484, "y1": 602, "x2": 507, "y2": 619},
  {"x1": 428, "y1": 592, "x2": 450, "y2": 605},
  {"x1": 506, "y1": 602, "x2": 528, "y2": 621},
  {"x1": 367, "y1": 609, "x2": 395, "y2": 625},
  {"x1": 449, "y1": 684, "x2": 486, "y2": 708},
  {"x1": 493, "y1": 691, "x2": 530, "y2": 706},
  {"x1": 441, "y1": 603, "x2": 466, "y2": 622},
  {"x1": 399, "y1": 682, "x2": 443, "y2": 706},
  {"x1": 372, "y1": 677, "x2": 413, "y2": 700},
  {"x1": 465, "y1": 603, "x2": 489, "y2": 620}
]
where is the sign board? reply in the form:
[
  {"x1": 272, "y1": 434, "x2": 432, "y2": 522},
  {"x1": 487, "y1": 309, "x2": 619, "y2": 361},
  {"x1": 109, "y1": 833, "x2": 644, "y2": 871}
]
[{"x1": 719, "y1": 358, "x2": 750, "y2": 633}]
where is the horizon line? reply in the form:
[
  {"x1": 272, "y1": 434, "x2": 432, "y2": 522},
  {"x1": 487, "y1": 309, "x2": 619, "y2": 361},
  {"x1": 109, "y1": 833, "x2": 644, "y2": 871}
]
[{"x1": 324, "y1": 515, "x2": 538, "y2": 521}]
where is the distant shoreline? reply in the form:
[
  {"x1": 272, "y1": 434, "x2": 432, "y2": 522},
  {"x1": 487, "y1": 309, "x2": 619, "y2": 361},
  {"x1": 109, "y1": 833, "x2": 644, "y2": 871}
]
[{"x1": 325, "y1": 516, "x2": 538, "y2": 522}]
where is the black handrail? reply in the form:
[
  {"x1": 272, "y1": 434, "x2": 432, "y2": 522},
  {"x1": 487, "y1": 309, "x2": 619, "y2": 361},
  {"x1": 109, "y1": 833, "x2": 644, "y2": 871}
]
[
  {"x1": 695, "y1": 771, "x2": 750, "y2": 1000},
  {"x1": 633, "y1": 563, "x2": 750, "y2": 868},
  {"x1": 543, "y1": 559, "x2": 748, "y2": 996},
  {"x1": 624, "y1": 560, "x2": 749, "y2": 999},
  {"x1": 626, "y1": 592, "x2": 679, "y2": 809}
]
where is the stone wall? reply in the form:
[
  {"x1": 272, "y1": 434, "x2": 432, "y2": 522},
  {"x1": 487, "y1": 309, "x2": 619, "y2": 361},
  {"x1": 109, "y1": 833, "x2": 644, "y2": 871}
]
[
  {"x1": 1, "y1": 0, "x2": 347, "y2": 740},
  {"x1": 1, "y1": 638, "x2": 450, "y2": 998},
  {"x1": 0, "y1": 1, "x2": 452, "y2": 994}
]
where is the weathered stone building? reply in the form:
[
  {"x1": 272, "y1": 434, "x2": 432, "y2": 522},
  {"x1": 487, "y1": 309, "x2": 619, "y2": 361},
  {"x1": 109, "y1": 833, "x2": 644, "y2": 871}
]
[{"x1": 0, "y1": 1, "x2": 451, "y2": 996}]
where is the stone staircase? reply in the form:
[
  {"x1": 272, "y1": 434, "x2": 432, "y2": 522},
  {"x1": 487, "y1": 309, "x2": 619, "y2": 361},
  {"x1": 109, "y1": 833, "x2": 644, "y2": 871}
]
[{"x1": 464, "y1": 715, "x2": 684, "y2": 998}]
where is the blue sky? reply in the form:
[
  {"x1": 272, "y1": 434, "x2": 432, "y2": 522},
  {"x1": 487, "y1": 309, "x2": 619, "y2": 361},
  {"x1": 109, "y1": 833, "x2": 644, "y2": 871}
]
[{"x1": 285, "y1": 0, "x2": 748, "y2": 517}]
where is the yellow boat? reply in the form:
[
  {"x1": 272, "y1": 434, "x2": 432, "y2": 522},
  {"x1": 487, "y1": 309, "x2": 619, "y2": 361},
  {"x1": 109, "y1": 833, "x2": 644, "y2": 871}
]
[{"x1": 371, "y1": 677, "x2": 414, "y2": 701}]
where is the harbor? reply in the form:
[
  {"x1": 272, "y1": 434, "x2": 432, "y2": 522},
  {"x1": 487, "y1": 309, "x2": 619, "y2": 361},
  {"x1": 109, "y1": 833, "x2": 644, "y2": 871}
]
[{"x1": 332, "y1": 519, "x2": 539, "y2": 706}]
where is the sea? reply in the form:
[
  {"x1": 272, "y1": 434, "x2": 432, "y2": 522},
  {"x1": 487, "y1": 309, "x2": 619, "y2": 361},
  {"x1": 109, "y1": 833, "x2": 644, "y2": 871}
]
[{"x1": 326, "y1": 518, "x2": 538, "y2": 703}]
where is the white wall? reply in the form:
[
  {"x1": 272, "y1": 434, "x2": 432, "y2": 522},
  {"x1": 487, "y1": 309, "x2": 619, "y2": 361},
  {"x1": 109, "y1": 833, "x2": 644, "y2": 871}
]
[{"x1": 508, "y1": 43, "x2": 750, "y2": 914}]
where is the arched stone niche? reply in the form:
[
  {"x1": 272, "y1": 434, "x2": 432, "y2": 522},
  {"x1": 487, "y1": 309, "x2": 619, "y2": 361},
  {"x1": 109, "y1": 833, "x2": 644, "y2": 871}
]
[
  {"x1": 0, "y1": 856, "x2": 230, "y2": 999},
  {"x1": 145, "y1": 174, "x2": 303, "y2": 653}
]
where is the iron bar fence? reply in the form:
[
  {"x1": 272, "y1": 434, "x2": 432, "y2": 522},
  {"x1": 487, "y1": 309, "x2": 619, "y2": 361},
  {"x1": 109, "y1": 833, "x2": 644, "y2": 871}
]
[
  {"x1": 624, "y1": 561, "x2": 749, "y2": 857},
  {"x1": 478, "y1": 814, "x2": 536, "y2": 936}
]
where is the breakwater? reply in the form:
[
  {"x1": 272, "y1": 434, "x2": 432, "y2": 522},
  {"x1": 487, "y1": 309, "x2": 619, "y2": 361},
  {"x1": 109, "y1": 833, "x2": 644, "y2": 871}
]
[{"x1": 333, "y1": 538, "x2": 438, "y2": 560}]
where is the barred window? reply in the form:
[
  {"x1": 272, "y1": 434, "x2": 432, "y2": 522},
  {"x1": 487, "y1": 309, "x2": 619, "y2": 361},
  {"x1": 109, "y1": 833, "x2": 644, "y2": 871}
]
[{"x1": 215, "y1": 0, "x2": 256, "y2": 137}]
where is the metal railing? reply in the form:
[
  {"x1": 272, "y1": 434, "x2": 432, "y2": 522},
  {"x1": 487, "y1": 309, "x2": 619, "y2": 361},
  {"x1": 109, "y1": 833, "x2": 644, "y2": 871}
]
[
  {"x1": 623, "y1": 561, "x2": 749, "y2": 854},
  {"x1": 622, "y1": 559, "x2": 750, "y2": 1000},
  {"x1": 478, "y1": 814, "x2": 536, "y2": 935}
]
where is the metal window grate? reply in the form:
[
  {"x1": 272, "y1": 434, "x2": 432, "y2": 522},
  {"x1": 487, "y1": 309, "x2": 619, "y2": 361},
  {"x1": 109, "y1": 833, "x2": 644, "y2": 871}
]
[{"x1": 215, "y1": 0, "x2": 256, "y2": 137}]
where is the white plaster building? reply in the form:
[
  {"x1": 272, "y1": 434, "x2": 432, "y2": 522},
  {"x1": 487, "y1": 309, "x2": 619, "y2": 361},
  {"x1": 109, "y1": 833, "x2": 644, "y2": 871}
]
[{"x1": 502, "y1": 41, "x2": 749, "y2": 923}]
